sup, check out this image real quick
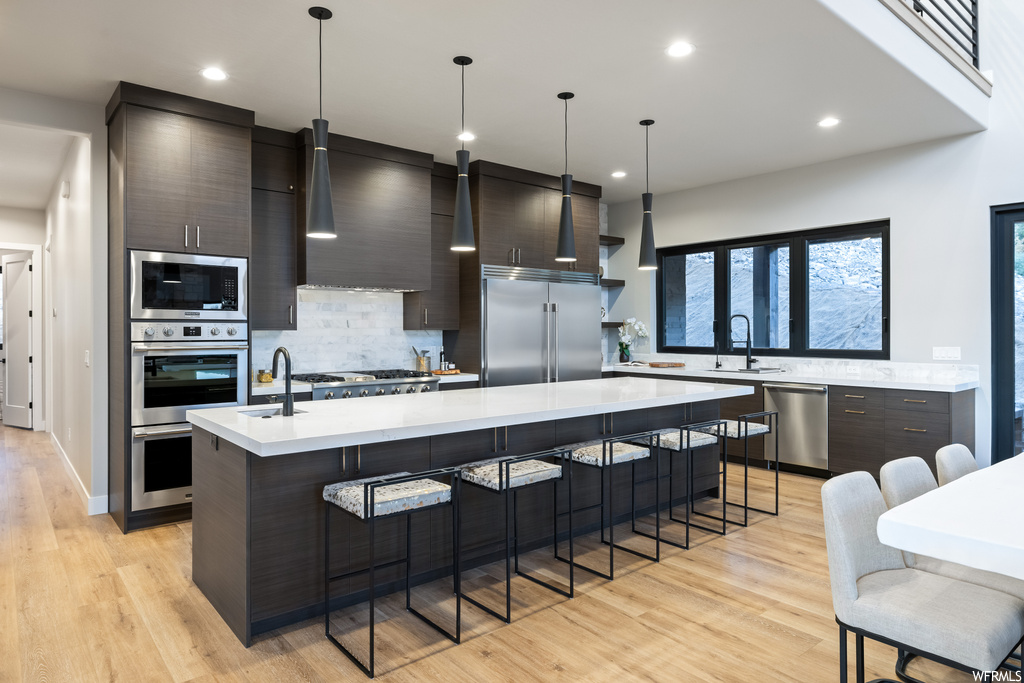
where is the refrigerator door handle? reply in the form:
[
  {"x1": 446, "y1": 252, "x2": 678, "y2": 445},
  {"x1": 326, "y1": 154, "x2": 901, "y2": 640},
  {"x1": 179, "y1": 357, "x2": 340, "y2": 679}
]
[
  {"x1": 551, "y1": 302, "x2": 559, "y2": 382},
  {"x1": 543, "y1": 302, "x2": 551, "y2": 382}
]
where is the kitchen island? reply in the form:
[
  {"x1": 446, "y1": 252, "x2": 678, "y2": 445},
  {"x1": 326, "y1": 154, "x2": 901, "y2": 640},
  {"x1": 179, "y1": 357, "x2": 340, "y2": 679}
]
[{"x1": 188, "y1": 377, "x2": 753, "y2": 645}]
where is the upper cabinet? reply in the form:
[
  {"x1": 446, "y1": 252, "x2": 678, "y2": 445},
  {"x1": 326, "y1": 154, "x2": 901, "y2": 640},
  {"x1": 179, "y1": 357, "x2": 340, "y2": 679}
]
[
  {"x1": 296, "y1": 129, "x2": 433, "y2": 290},
  {"x1": 470, "y1": 160, "x2": 601, "y2": 273},
  {"x1": 404, "y1": 164, "x2": 461, "y2": 330},
  {"x1": 121, "y1": 103, "x2": 250, "y2": 257}
]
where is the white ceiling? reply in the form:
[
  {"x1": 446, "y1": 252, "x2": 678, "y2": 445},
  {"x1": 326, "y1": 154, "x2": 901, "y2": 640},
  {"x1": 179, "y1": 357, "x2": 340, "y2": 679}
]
[
  {"x1": 0, "y1": 0, "x2": 984, "y2": 204},
  {"x1": 0, "y1": 123, "x2": 75, "y2": 210}
]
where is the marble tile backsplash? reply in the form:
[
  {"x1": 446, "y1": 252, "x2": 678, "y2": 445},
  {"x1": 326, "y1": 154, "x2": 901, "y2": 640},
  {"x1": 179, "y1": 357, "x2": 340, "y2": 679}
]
[{"x1": 251, "y1": 289, "x2": 442, "y2": 374}]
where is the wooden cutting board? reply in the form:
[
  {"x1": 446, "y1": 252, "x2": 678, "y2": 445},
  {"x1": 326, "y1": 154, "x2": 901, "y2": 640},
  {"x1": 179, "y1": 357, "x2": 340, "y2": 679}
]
[{"x1": 649, "y1": 362, "x2": 685, "y2": 368}]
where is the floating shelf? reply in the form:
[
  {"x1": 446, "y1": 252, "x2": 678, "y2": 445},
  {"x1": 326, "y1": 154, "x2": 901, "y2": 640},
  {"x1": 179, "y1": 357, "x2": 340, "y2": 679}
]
[
  {"x1": 600, "y1": 278, "x2": 626, "y2": 288},
  {"x1": 602, "y1": 321, "x2": 621, "y2": 329},
  {"x1": 599, "y1": 234, "x2": 625, "y2": 246}
]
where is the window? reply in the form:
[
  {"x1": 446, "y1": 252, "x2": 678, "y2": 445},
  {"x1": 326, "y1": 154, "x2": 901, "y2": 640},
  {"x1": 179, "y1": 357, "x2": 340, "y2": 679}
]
[{"x1": 657, "y1": 221, "x2": 888, "y2": 359}]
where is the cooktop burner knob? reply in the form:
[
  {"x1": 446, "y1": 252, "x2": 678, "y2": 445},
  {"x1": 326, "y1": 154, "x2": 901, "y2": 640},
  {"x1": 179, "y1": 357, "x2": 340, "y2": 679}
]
[
  {"x1": 391, "y1": 386, "x2": 402, "y2": 395},
  {"x1": 375, "y1": 388, "x2": 386, "y2": 396},
  {"x1": 210, "y1": 327, "x2": 220, "y2": 336},
  {"x1": 324, "y1": 391, "x2": 335, "y2": 400},
  {"x1": 162, "y1": 327, "x2": 174, "y2": 337},
  {"x1": 359, "y1": 389, "x2": 369, "y2": 398},
  {"x1": 406, "y1": 386, "x2": 416, "y2": 394},
  {"x1": 420, "y1": 385, "x2": 431, "y2": 392},
  {"x1": 341, "y1": 390, "x2": 352, "y2": 399}
]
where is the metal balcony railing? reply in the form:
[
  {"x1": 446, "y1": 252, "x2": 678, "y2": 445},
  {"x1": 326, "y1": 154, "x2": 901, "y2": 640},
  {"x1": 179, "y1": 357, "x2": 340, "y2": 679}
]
[{"x1": 906, "y1": 0, "x2": 979, "y2": 67}]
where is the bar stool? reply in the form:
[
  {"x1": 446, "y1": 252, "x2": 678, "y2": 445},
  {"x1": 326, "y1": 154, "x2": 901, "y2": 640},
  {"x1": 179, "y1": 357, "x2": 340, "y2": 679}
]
[
  {"x1": 697, "y1": 411, "x2": 779, "y2": 528},
  {"x1": 556, "y1": 432, "x2": 660, "y2": 581},
  {"x1": 323, "y1": 468, "x2": 461, "y2": 679},
  {"x1": 457, "y1": 448, "x2": 573, "y2": 623},
  {"x1": 629, "y1": 419, "x2": 726, "y2": 548}
]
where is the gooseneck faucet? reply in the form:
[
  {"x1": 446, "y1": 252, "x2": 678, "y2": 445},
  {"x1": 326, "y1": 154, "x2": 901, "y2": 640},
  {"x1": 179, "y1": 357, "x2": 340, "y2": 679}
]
[
  {"x1": 729, "y1": 314, "x2": 759, "y2": 370},
  {"x1": 271, "y1": 347, "x2": 295, "y2": 416}
]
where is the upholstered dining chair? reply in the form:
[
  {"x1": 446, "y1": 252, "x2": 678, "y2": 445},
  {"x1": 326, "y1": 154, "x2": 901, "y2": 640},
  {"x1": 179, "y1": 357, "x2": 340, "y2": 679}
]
[
  {"x1": 821, "y1": 471, "x2": 1024, "y2": 682},
  {"x1": 934, "y1": 443, "x2": 978, "y2": 486}
]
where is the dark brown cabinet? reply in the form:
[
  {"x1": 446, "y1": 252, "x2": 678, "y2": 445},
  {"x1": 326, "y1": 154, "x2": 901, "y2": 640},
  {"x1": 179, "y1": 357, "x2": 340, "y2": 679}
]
[
  {"x1": 828, "y1": 387, "x2": 886, "y2": 477},
  {"x1": 124, "y1": 105, "x2": 250, "y2": 257},
  {"x1": 296, "y1": 131, "x2": 432, "y2": 290},
  {"x1": 403, "y1": 215, "x2": 460, "y2": 330}
]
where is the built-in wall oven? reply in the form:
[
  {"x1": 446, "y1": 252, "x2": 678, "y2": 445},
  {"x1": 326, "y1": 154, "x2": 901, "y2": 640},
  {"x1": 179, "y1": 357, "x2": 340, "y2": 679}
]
[
  {"x1": 130, "y1": 250, "x2": 247, "y2": 321},
  {"x1": 129, "y1": 321, "x2": 248, "y2": 512}
]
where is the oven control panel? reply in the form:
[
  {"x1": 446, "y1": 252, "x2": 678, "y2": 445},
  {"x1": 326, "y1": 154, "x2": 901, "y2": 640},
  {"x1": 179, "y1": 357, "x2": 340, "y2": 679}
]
[{"x1": 131, "y1": 322, "x2": 248, "y2": 342}]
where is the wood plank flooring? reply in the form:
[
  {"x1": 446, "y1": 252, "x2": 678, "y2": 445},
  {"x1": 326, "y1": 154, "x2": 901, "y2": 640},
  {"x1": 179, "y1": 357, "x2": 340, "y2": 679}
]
[{"x1": 2, "y1": 424, "x2": 981, "y2": 681}]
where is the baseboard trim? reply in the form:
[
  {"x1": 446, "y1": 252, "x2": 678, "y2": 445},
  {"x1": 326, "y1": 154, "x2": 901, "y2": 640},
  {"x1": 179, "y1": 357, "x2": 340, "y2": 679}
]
[{"x1": 50, "y1": 433, "x2": 108, "y2": 516}]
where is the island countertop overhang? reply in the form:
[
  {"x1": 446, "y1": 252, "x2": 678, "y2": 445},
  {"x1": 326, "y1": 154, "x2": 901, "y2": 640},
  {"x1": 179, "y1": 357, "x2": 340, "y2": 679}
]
[{"x1": 187, "y1": 377, "x2": 753, "y2": 457}]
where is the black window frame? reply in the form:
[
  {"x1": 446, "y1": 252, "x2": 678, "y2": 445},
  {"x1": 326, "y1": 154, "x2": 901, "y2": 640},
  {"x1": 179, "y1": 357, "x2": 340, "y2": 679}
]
[{"x1": 656, "y1": 219, "x2": 890, "y2": 360}]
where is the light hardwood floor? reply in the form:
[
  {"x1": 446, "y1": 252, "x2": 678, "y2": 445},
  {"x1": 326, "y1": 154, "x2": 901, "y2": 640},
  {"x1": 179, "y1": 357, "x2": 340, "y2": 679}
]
[{"x1": 2, "y1": 424, "x2": 980, "y2": 682}]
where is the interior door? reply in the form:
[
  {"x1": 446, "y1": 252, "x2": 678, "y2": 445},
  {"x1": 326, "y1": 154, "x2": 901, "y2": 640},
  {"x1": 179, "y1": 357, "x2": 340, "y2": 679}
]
[
  {"x1": 549, "y1": 282, "x2": 601, "y2": 382},
  {"x1": 2, "y1": 253, "x2": 32, "y2": 428},
  {"x1": 482, "y1": 278, "x2": 548, "y2": 386}
]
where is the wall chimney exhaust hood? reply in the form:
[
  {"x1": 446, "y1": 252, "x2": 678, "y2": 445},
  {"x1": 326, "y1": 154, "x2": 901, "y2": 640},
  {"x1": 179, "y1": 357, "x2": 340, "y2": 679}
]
[{"x1": 295, "y1": 128, "x2": 434, "y2": 291}]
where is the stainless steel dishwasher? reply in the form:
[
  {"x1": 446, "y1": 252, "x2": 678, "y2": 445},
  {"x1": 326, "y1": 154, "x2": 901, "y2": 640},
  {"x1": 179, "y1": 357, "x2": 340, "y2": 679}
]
[{"x1": 763, "y1": 382, "x2": 829, "y2": 471}]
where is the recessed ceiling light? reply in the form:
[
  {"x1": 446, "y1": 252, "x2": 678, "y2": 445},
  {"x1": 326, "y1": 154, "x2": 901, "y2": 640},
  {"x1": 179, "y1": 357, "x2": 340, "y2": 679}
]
[
  {"x1": 818, "y1": 116, "x2": 841, "y2": 128},
  {"x1": 201, "y1": 67, "x2": 227, "y2": 81},
  {"x1": 611, "y1": 171, "x2": 627, "y2": 178},
  {"x1": 457, "y1": 131, "x2": 475, "y2": 142},
  {"x1": 666, "y1": 41, "x2": 695, "y2": 57}
]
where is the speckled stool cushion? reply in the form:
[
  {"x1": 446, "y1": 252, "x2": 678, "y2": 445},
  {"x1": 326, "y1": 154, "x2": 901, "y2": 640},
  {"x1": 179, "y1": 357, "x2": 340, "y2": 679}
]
[
  {"x1": 564, "y1": 441, "x2": 650, "y2": 467},
  {"x1": 324, "y1": 473, "x2": 451, "y2": 519},
  {"x1": 646, "y1": 428, "x2": 718, "y2": 451},
  {"x1": 696, "y1": 419, "x2": 769, "y2": 439},
  {"x1": 461, "y1": 457, "x2": 562, "y2": 491}
]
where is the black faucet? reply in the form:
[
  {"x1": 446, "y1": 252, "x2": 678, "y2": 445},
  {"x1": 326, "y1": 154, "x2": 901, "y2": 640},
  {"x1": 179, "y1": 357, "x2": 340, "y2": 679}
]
[
  {"x1": 729, "y1": 314, "x2": 759, "y2": 370},
  {"x1": 271, "y1": 347, "x2": 295, "y2": 416}
]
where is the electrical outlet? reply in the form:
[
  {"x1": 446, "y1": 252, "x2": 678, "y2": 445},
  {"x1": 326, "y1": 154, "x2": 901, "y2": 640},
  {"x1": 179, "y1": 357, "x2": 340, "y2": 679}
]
[
  {"x1": 932, "y1": 347, "x2": 962, "y2": 361},
  {"x1": 84, "y1": 350, "x2": 89, "y2": 367},
  {"x1": 846, "y1": 366, "x2": 861, "y2": 377}
]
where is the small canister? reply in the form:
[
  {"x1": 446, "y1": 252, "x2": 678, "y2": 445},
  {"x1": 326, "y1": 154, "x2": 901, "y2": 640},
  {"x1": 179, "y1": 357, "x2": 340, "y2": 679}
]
[
  {"x1": 416, "y1": 355, "x2": 431, "y2": 373},
  {"x1": 256, "y1": 369, "x2": 273, "y2": 383}
]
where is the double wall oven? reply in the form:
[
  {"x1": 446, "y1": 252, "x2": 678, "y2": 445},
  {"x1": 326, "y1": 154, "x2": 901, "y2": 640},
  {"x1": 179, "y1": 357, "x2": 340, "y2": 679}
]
[{"x1": 129, "y1": 251, "x2": 248, "y2": 511}]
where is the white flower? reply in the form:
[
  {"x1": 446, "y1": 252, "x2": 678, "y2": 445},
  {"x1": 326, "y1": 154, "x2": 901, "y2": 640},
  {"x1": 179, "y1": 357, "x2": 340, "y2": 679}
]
[{"x1": 626, "y1": 317, "x2": 636, "y2": 324}]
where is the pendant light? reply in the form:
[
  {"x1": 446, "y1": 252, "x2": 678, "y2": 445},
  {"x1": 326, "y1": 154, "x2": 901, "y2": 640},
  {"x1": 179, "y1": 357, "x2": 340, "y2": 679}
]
[
  {"x1": 450, "y1": 56, "x2": 476, "y2": 252},
  {"x1": 306, "y1": 7, "x2": 336, "y2": 239},
  {"x1": 638, "y1": 119, "x2": 657, "y2": 270},
  {"x1": 555, "y1": 92, "x2": 577, "y2": 262}
]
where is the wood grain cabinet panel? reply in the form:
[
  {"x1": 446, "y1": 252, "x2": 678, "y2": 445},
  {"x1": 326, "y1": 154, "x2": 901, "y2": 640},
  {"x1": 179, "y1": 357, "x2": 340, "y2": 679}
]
[
  {"x1": 403, "y1": 214, "x2": 460, "y2": 330},
  {"x1": 252, "y1": 142, "x2": 296, "y2": 193},
  {"x1": 190, "y1": 117, "x2": 251, "y2": 256},
  {"x1": 250, "y1": 189, "x2": 297, "y2": 330},
  {"x1": 474, "y1": 175, "x2": 517, "y2": 267},
  {"x1": 884, "y1": 389, "x2": 949, "y2": 415}
]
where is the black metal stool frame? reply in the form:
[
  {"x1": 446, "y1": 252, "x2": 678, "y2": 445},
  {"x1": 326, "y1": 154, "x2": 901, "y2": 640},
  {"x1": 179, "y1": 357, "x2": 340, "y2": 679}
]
[
  {"x1": 324, "y1": 468, "x2": 462, "y2": 679},
  {"x1": 724, "y1": 410, "x2": 779, "y2": 528},
  {"x1": 636, "y1": 419, "x2": 728, "y2": 549},
  {"x1": 458, "y1": 448, "x2": 574, "y2": 624},
  {"x1": 686, "y1": 420, "x2": 731, "y2": 536},
  {"x1": 555, "y1": 431, "x2": 661, "y2": 581}
]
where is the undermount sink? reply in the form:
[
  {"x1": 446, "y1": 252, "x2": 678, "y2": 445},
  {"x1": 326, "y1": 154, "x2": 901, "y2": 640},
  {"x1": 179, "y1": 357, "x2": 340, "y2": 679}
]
[
  {"x1": 239, "y1": 407, "x2": 308, "y2": 418},
  {"x1": 709, "y1": 367, "x2": 782, "y2": 374}
]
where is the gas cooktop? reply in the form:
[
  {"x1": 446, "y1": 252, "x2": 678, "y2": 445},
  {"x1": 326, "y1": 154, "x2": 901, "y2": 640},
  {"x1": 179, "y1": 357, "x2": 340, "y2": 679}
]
[
  {"x1": 292, "y1": 369, "x2": 435, "y2": 385},
  {"x1": 358, "y1": 369, "x2": 434, "y2": 379}
]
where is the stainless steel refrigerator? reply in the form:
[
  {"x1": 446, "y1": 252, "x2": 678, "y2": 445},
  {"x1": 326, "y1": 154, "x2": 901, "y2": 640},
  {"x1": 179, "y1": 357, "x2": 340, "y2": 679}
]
[{"x1": 480, "y1": 265, "x2": 602, "y2": 387}]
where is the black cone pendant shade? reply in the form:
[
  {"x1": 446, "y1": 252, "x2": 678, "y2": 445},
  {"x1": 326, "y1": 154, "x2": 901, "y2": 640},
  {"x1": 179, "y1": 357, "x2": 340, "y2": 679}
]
[
  {"x1": 638, "y1": 119, "x2": 657, "y2": 270},
  {"x1": 451, "y1": 56, "x2": 476, "y2": 252},
  {"x1": 555, "y1": 92, "x2": 577, "y2": 262},
  {"x1": 306, "y1": 7, "x2": 336, "y2": 239}
]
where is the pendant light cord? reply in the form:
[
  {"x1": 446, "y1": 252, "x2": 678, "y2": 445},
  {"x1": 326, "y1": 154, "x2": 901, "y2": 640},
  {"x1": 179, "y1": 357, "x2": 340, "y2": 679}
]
[
  {"x1": 318, "y1": 16, "x2": 323, "y2": 120},
  {"x1": 564, "y1": 97, "x2": 569, "y2": 175},
  {"x1": 645, "y1": 124, "x2": 650, "y2": 194},
  {"x1": 461, "y1": 63, "x2": 466, "y2": 151}
]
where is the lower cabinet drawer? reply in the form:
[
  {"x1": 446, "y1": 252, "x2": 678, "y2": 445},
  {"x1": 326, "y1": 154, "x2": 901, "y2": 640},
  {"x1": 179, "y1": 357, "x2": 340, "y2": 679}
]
[
  {"x1": 884, "y1": 389, "x2": 949, "y2": 415},
  {"x1": 828, "y1": 412, "x2": 885, "y2": 477},
  {"x1": 884, "y1": 409, "x2": 951, "y2": 472}
]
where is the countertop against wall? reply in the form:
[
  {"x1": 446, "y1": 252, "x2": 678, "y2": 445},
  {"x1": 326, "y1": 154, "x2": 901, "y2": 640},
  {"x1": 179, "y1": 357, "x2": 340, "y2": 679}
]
[{"x1": 251, "y1": 373, "x2": 479, "y2": 396}]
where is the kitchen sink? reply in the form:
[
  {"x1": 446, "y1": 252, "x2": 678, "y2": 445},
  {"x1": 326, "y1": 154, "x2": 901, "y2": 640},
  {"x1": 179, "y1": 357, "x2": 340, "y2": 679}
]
[
  {"x1": 238, "y1": 407, "x2": 308, "y2": 418},
  {"x1": 709, "y1": 367, "x2": 782, "y2": 374}
]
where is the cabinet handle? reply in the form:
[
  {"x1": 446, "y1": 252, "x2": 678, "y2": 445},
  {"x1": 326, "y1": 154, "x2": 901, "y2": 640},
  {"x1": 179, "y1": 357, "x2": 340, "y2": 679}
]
[
  {"x1": 289, "y1": 305, "x2": 293, "y2": 325},
  {"x1": 493, "y1": 428, "x2": 498, "y2": 453},
  {"x1": 903, "y1": 427, "x2": 927, "y2": 433},
  {"x1": 610, "y1": 413, "x2": 614, "y2": 433},
  {"x1": 184, "y1": 225, "x2": 188, "y2": 248},
  {"x1": 600, "y1": 414, "x2": 605, "y2": 435},
  {"x1": 356, "y1": 445, "x2": 361, "y2": 474},
  {"x1": 504, "y1": 425, "x2": 508, "y2": 451},
  {"x1": 844, "y1": 410, "x2": 865, "y2": 414},
  {"x1": 845, "y1": 395, "x2": 865, "y2": 399},
  {"x1": 341, "y1": 447, "x2": 347, "y2": 476},
  {"x1": 903, "y1": 399, "x2": 927, "y2": 404},
  {"x1": 196, "y1": 225, "x2": 200, "y2": 250},
  {"x1": 424, "y1": 308, "x2": 428, "y2": 326},
  {"x1": 517, "y1": 247, "x2": 522, "y2": 264},
  {"x1": 508, "y1": 248, "x2": 515, "y2": 266}
]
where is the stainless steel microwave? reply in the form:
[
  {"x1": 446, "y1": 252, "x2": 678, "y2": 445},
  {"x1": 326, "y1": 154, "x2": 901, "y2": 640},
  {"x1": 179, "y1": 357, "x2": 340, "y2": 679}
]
[{"x1": 130, "y1": 250, "x2": 247, "y2": 321}]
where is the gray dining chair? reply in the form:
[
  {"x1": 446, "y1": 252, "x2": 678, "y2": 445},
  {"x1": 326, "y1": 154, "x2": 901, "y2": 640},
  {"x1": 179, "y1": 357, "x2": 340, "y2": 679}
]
[
  {"x1": 822, "y1": 471, "x2": 1024, "y2": 682},
  {"x1": 935, "y1": 443, "x2": 978, "y2": 486}
]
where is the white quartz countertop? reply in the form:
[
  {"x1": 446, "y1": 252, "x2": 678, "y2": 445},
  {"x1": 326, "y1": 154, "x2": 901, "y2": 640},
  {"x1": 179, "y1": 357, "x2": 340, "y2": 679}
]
[
  {"x1": 602, "y1": 364, "x2": 979, "y2": 393},
  {"x1": 251, "y1": 373, "x2": 479, "y2": 396},
  {"x1": 192, "y1": 376, "x2": 752, "y2": 457}
]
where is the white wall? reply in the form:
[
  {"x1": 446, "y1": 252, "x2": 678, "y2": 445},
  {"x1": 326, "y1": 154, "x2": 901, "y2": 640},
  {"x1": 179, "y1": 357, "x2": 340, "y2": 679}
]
[
  {"x1": 0, "y1": 86, "x2": 107, "y2": 514},
  {"x1": 607, "y1": 0, "x2": 1024, "y2": 467},
  {"x1": 45, "y1": 136, "x2": 97, "y2": 509},
  {"x1": 0, "y1": 207, "x2": 45, "y2": 244}
]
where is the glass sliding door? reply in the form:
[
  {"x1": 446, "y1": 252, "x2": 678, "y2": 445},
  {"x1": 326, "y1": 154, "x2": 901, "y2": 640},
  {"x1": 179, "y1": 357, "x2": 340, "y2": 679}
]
[{"x1": 991, "y1": 204, "x2": 1024, "y2": 463}]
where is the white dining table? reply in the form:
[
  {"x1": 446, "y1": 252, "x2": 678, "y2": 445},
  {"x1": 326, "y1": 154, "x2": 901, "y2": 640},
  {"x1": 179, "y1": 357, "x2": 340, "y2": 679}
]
[{"x1": 877, "y1": 453, "x2": 1024, "y2": 581}]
